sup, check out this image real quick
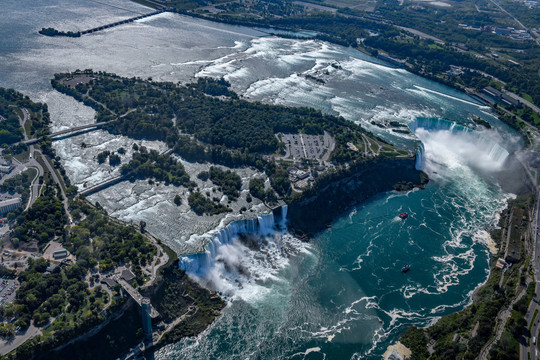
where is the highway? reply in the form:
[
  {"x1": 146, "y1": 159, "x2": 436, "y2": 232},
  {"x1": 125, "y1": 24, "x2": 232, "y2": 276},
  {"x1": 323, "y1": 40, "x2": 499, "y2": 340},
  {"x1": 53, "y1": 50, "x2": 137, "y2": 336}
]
[
  {"x1": 523, "y1": 188, "x2": 540, "y2": 360},
  {"x1": 0, "y1": 108, "x2": 45, "y2": 210},
  {"x1": 1, "y1": 108, "x2": 72, "y2": 217},
  {"x1": 520, "y1": 112, "x2": 540, "y2": 360}
]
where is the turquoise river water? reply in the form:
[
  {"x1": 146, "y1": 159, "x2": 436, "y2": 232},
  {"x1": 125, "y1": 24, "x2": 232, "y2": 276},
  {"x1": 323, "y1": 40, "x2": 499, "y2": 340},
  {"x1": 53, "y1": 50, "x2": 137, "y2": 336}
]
[{"x1": 0, "y1": 0, "x2": 525, "y2": 358}]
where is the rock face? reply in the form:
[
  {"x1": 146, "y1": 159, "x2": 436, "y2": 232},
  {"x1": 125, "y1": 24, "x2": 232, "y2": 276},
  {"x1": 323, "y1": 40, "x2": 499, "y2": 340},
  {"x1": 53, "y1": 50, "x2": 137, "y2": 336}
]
[{"x1": 287, "y1": 158, "x2": 426, "y2": 236}]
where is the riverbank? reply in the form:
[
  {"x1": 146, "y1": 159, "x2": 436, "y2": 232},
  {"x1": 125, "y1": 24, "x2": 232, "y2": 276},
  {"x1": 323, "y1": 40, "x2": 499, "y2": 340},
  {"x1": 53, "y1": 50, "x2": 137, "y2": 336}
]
[
  {"x1": 287, "y1": 157, "x2": 428, "y2": 236},
  {"x1": 32, "y1": 242, "x2": 225, "y2": 360},
  {"x1": 400, "y1": 192, "x2": 537, "y2": 359}
]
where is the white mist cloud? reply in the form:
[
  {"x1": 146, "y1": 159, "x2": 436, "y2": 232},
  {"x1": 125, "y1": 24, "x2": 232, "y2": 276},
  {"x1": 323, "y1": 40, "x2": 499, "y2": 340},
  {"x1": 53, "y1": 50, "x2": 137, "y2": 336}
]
[{"x1": 415, "y1": 127, "x2": 510, "y2": 176}]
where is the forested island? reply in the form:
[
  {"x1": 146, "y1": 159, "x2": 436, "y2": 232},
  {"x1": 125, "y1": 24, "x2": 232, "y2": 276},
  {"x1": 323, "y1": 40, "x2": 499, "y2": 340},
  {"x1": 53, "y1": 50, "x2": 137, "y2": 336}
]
[{"x1": 51, "y1": 70, "x2": 419, "y2": 220}]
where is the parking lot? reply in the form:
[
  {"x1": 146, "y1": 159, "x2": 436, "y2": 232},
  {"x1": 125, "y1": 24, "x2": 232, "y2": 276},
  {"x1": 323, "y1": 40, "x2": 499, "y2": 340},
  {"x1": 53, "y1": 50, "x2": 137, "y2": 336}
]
[
  {"x1": 0, "y1": 278, "x2": 19, "y2": 305},
  {"x1": 280, "y1": 133, "x2": 334, "y2": 161}
]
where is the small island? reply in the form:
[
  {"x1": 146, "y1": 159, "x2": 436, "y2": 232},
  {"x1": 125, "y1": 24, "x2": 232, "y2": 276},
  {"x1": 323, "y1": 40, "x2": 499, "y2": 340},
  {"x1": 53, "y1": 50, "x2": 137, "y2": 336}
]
[
  {"x1": 39, "y1": 27, "x2": 81, "y2": 38},
  {"x1": 50, "y1": 70, "x2": 425, "y2": 237}
]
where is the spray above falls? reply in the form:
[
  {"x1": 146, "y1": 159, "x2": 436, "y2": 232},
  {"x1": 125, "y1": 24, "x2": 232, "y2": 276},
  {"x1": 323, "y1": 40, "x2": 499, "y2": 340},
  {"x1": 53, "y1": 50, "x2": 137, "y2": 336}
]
[
  {"x1": 410, "y1": 117, "x2": 510, "y2": 176},
  {"x1": 178, "y1": 206, "x2": 309, "y2": 298}
]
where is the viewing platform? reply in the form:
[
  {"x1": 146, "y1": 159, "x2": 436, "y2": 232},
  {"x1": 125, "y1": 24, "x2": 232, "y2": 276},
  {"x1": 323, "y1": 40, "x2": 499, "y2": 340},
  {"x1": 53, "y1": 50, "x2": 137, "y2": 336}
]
[{"x1": 116, "y1": 275, "x2": 160, "y2": 319}]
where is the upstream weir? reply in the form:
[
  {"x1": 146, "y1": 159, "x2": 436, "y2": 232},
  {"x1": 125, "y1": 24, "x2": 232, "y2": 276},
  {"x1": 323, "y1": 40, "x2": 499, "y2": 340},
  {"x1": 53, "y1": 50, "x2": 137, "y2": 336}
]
[
  {"x1": 80, "y1": 10, "x2": 163, "y2": 35},
  {"x1": 39, "y1": 10, "x2": 164, "y2": 37}
]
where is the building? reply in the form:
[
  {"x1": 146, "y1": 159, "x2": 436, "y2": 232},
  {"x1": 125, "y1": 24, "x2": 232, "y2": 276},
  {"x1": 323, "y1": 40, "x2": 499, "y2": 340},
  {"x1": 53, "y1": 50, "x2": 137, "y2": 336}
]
[
  {"x1": 500, "y1": 94, "x2": 520, "y2": 107},
  {"x1": 483, "y1": 87, "x2": 521, "y2": 108},
  {"x1": 100, "y1": 277, "x2": 117, "y2": 288},
  {"x1": 44, "y1": 263, "x2": 59, "y2": 275},
  {"x1": 445, "y1": 65, "x2": 463, "y2": 77},
  {"x1": 121, "y1": 269, "x2": 136, "y2": 282},
  {"x1": 483, "y1": 86, "x2": 502, "y2": 99},
  {"x1": 53, "y1": 249, "x2": 68, "y2": 260},
  {"x1": 494, "y1": 27, "x2": 513, "y2": 36},
  {"x1": 495, "y1": 258, "x2": 507, "y2": 269},
  {"x1": 0, "y1": 198, "x2": 21, "y2": 215},
  {"x1": 0, "y1": 154, "x2": 12, "y2": 174}
]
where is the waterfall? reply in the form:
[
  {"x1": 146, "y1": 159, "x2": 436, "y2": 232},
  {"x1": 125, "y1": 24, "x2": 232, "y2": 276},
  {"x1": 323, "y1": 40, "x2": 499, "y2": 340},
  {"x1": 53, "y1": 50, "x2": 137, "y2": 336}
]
[
  {"x1": 281, "y1": 205, "x2": 288, "y2": 227},
  {"x1": 179, "y1": 207, "x2": 287, "y2": 277},
  {"x1": 177, "y1": 205, "x2": 307, "y2": 298},
  {"x1": 415, "y1": 143, "x2": 426, "y2": 171},
  {"x1": 410, "y1": 117, "x2": 510, "y2": 173}
]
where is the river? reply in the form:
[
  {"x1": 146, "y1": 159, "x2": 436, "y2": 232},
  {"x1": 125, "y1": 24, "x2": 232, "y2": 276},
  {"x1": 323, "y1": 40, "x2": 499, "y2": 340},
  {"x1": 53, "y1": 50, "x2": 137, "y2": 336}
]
[{"x1": 0, "y1": 0, "x2": 524, "y2": 358}]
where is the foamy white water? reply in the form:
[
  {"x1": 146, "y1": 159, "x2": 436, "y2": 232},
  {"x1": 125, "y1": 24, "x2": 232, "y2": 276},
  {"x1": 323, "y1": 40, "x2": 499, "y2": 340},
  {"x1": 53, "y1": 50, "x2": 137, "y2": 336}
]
[{"x1": 0, "y1": 1, "x2": 525, "y2": 358}]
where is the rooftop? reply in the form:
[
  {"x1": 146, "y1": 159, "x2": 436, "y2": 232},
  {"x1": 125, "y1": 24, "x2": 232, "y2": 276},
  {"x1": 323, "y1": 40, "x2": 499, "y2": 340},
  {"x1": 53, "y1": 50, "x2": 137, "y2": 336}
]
[
  {"x1": 121, "y1": 269, "x2": 136, "y2": 282},
  {"x1": 101, "y1": 277, "x2": 117, "y2": 288}
]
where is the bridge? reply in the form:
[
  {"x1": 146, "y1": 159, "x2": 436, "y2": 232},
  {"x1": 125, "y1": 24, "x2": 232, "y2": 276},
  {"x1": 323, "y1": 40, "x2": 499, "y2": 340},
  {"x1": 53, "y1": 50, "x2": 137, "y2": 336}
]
[
  {"x1": 80, "y1": 11, "x2": 163, "y2": 35},
  {"x1": 79, "y1": 175, "x2": 125, "y2": 197},
  {"x1": 79, "y1": 149, "x2": 174, "y2": 197},
  {"x1": 23, "y1": 121, "x2": 111, "y2": 145}
]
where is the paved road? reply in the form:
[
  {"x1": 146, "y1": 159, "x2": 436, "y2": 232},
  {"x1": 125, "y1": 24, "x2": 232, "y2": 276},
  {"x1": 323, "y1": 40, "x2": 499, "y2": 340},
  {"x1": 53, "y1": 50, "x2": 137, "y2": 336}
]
[
  {"x1": 145, "y1": 235, "x2": 170, "y2": 286},
  {"x1": 0, "y1": 323, "x2": 41, "y2": 356},
  {"x1": 0, "y1": 108, "x2": 44, "y2": 210},
  {"x1": 395, "y1": 26, "x2": 444, "y2": 45},
  {"x1": 523, "y1": 189, "x2": 540, "y2": 360},
  {"x1": 21, "y1": 108, "x2": 44, "y2": 210},
  {"x1": 34, "y1": 149, "x2": 72, "y2": 224},
  {"x1": 502, "y1": 90, "x2": 540, "y2": 116}
]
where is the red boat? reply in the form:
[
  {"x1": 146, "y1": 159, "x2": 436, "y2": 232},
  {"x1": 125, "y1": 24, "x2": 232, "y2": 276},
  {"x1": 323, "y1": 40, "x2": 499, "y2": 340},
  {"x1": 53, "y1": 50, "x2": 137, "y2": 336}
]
[{"x1": 399, "y1": 212, "x2": 408, "y2": 220}]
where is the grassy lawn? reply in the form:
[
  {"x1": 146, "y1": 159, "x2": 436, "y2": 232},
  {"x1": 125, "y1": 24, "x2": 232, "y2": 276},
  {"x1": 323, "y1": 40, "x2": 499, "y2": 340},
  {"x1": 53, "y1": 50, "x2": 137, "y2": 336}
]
[
  {"x1": 26, "y1": 167, "x2": 38, "y2": 184},
  {"x1": 522, "y1": 93, "x2": 534, "y2": 103},
  {"x1": 516, "y1": 107, "x2": 540, "y2": 125},
  {"x1": 500, "y1": 330, "x2": 520, "y2": 356},
  {"x1": 13, "y1": 149, "x2": 30, "y2": 163},
  {"x1": 366, "y1": 138, "x2": 379, "y2": 153},
  {"x1": 24, "y1": 120, "x2": 31, "y2": 135},
  {"x1": 530, "y1": 309, "x2": 538, "y2": 332}
]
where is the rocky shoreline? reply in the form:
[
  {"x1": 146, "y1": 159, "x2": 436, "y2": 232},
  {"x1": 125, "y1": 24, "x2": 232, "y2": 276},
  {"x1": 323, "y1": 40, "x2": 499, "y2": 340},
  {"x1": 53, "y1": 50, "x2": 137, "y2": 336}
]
[{"x1": 287, "y1": 157, "x2": 428, "y2": 237}]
